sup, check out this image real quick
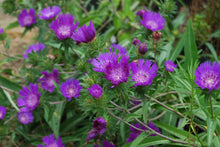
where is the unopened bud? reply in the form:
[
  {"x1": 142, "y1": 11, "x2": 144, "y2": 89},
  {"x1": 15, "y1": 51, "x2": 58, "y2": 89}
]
[
  {"x1": 132, "y1": 38, "x2": 141, "y2": 46},
  {"x1": 152, "y1": 31, "x2": 162, "y2": 42},
  {"x1": 138, "y1": 42, "x2": 148, "y2": 55}
]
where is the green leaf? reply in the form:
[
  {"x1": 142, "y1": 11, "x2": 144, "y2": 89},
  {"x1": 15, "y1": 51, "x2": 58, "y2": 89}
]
[
  {"x1": 154, "y1": 121, "x2": 197, "y2": 141},
  {"x1": 214, "y1": 136, "x2": 220, "y2": 147},
  {"x1": 131, "y1": 132, "x2": 148, "y2": 147},
  {"x1": 123, "y1": 0, "x2": 134, "y2": 21},
  {"x1": 143, "y1": 102, "x2": 148, "y2": 123},
  {"x1": 184, "y1": 19, "x2": 198, "y2": 68},
  {"x1": 2, "y1": 89, "x2": 20, "y2": 112},
  {"x1": 205, "y1": 42, "x2": 220, "y2": 63},
  {"x1": 5, "y1": 38, "x2": 11, "y2": 50},
  {"x1": 170, "y1": 34, "x2": 185, "y2": 61},
  {"x1": 44, "y1": 101, "x2": 66, "y2": 138},
  {"x1": 207, "y1": 118, "x2": 217, "y2": 147},
  {"x1": 120, "y1": 122, "x2": 125, "y2": 141},
  {"x1": 0, "y1": 75, "x2": 21, "y2": 92},
  {"x1": 5, "y1": 21, "x2": 19, "y2": 30},
  {"x1": 138, "y1": 136, "x2": 170, "y2": 147},
  {"x1": 113, "y1": 15, "x2": 121, "y2": 30}
]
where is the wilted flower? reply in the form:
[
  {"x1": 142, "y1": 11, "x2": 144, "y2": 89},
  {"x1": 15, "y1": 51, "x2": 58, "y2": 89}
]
[
  {"x1": 87, "y1": 117, "x2": 107, "y2": 140},
  {"x1": 126, "y1": 122, "x2": 160, "y2": 143},
  {"x1": 104, "y1": 55, "x2": 129, "y2": 85},
  {"x1": 0, "y1": 28, "x2": 4, "y2": 34},
  {"x1": 132, "y1": 38, "x2": 141, "y2": 46},
  {"x1": 18, "y1": 8, "x2": 36, "y2": 27},
  {"x1": 60, "y1": 79, "x2": 82, "y2": 101},
  {"x1": 194, "y1": 61, "x2": 220, "y2": 91},
  {"x1": 17, "y1": 83, "x2": 41, "y2": 112},
  {"x1": 17, "y1": 112, "x2": 34, "y2": 124},
  {"x1": 138, "y1": 42, "x2": 148, "y2": 55},
  {"x1": 152, "y1": 31, "x2": 162, "y2": 42},
  {"x1": 49, "y1": 13, "x2": 79, "y2": 40},
  {"x1": 0, "y1": 106, "x2": 6, "y2": 119},
  {"x1": 72, "y1": 21, "x2": 95, "y2": 43},
  {"x1": 109, "y1": 44, "x2": 127, "y2": 56},
  {"x1": 38, "y1": 69, "x2": 60, "y2": 93},
  {"x1": 130, "y1": 59, "x2": 158, "y2": 86},
  {"x1": 88, "y1": 84, "x2": 103, "y2": 99},
  {"x1": 140, "y1": 11, "x2": 165, "y2": 31},
  {"x1": 23, "y1": 42, "x2": 45, "y2": 59},
  {"x1": 92, "y1": 52, "x2": 119, "y2": 72},
  {"x1": 38, "y1": 6, "x2": 61, "y2": 20},
  {"x1": 37, "y1": 134, "x2": 64, "y2": 147},
  {"x1": 164, "y1": 60, "x2": 177, "y2": 72}
]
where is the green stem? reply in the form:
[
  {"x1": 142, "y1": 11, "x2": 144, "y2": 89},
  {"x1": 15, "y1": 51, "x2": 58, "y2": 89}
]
[{"x1": 209, "y1": 93, "x2": 214, "y2": 119}]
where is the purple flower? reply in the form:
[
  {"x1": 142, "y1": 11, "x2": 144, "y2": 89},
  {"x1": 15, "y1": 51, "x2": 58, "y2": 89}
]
[
  {"x1": 0, "y1": 106, "x2": 6, "y2": 119},
  {"x1": 18, "y1": 8, "x2": 36, "y2": 27},
  {"x1": 130, "y1": 59, "x2": 158, "y2": 86},
  {"x1": 49, "y1": 13, "x2": 79, "y2": 40},
  {"x1": 92, "y1": 52, "x2": 119, "y2": 72},
  {"x1": 72, "y1": 21, "x2": 95, "y2": 43},
  {"x1": 126, "y1": 122, "x2": 160, "y2": 143},
  {"x1": 38, "y1": 6, "x2": 61, "y2": 20},
  {"x1": 87, "y1": 117, "x2": 107, "y2": 140},
  {"x1": 60, "y1": 79, "x2": 82, "y2": 101},
  {"x1": 38, "y1": 69, "x2": 60, "y2": 92},
  {"x1": 132, "y1": 38, "x2": 141, "y2": 46},
  {"x1": 104, "y1": 55, "x2": 129, "y2": 85},
  {"x1": 0, "y1": 28, "x2": 4, "y2": 34},
  {"x1": 136, "y1": 9, "x2": 148, "y2": 18},
  {"x1": 17, "y1": 83, "x2": 41, "y2": 112},
  {"x1": 109, "y1": 44, "x2": 127, "y2": 56},
  {"x1": 140, "y1": 11, "x2": 165, "y2": 31},
  {"x1": 37, "y1": 134, "x2": 64, "y2": 147},
  {"x1": 194, "y1": 61, "x2": 220, "y2": 91},
  {"x1": 138, "y1": 42, "x2": 148, "y2": 55},
  {"x1": 88, "y1": 84, "x2": 103, "y2": 99},
  {"x1": 164, "y1": 60, "x2": 177, "y2": 72},
  {"x1": 17, "y1": 112, "x2": 34, "y2": 124},
  {"x1": 23, "y1": 42, "x2": 45, "y2": 59}
]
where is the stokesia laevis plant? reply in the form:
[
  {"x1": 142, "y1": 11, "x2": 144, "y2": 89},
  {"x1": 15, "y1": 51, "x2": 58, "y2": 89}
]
[
  {"x1": 37, "y1": 134, "x2": 64, "y2": 147},
  {"x1": 23, "y1": 42, "x2": 45, "y2": 59},
  {"x1": 164, "y1": 60, "x2": 177, "y2": 72},
  {"x1": 18, "y1": 8, "x2": 36, "y2": 27},
  {"x1": 88, "y1": 84, "x2": 103, "y2": 99},
  {"x1": 0, "y1": 106, "x2": 6, "y2": 119},
  {"x1": 38, "y1": 6, "x2": 61, "y2": 20}
]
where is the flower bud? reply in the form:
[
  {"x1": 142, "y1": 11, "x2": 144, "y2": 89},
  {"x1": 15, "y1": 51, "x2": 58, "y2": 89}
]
[
  {"x1": 132, "y1": 38, "x2": 141, "y2": 46},
  {"x1": 138, "y1": 42, "x2": 148, "y2": 55}
]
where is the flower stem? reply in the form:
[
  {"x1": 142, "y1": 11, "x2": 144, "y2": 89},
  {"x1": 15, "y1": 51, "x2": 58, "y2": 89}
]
[{"x1": 209, "y1": 93, "x2": 214, "y2": 119}]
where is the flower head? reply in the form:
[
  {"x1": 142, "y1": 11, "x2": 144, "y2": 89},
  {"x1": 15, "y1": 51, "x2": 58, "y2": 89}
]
[
  {"x1": 92, "y1": 52, "x2": 119, "y2": 72},
  {"x1": 130, "y1": 59, "x2": 158, "y2": 86},
  {"x1": 18, "y1": 8, "x2": 36, "y2": 27},
  {"x1": 87, "y1": 117, "x2": 107, "y2": 140},
  {"x1": 0, "y1": 28, "x2": 4, "y2": 34},
  {"x1": 60, "y1": 79, "x2": 82, "y2": 101},
  {"x1": 126, "y1": 122, "x2": 160, "y2": 143},
  {"x1": 88, "y1": 84, "x2": 103, "y2": 99},
  {"x1": 94, "y1": 140, "x2": 115, "y2": 147},
  {"x1": 138, "y1": 42, "x2": 148, "y2": 55},
  {"x1": 164, "y1": 60, "x2": 177, "y2": 72},
  {"x1": 17, "y1": 112, "x2": 34, "y2": 124},
  {"x1": 38, "y1": 6, "x2": 61, "y2": 20},
  {"x1": 49, "y1": 13, "x2": 79, "y2": 40},
  {"x1": 17, "y1": 83, "x2": 41, "y2": 112},
  {"x1": 37, "y1": 134, "x2": 64, "y2": 147},
  {"x1": 23, "y1": 42, "x2": 45, "y2": 59},
  {"x1": 194, "y1": 61, "x2": 220, "y2": 91},
  {"x1": 104, "y1": 55, "x2": 129, "y2": 85},
  {"x1": 72, "y1": 21, "x2": 95, "y2": 43},
  {"x1": 38, "y1": 69, "x2": 60, "y2": 93},
  {"x1": 132, "y1": 38, "x2": 141, "y2": 46},
  {"x1": 140, "y1": 11, "x2": 165, "y2": 31},
  {"x1": 0, "y1": 106, "x2": 6, "y2": 119},
  {"x1": 109, "y1": 44, "x2": 127, "y2": 57}
]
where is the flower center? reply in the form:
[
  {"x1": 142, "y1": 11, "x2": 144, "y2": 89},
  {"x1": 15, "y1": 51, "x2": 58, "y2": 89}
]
[
  {"x1": 48, "y1": 143, "x2": 58, "y2": 147},
  {"x1": 23, "y1": 16, "x2": 32, "y2": 26},
  {"x1": 136, "y1": 71, "x2": 150, "y2": 84},
  {"x1": 58, "y1": 25, "x2": 71, "y2": 37},
  {"x1": 111, "y1": 67, "x2": 123, "y2": 81},
  {"x1": 48, "y1": 77, "x2": 56, "y2": 86},
  {"x1": 202, "y1": 71, "x2": 219, "y2": 89},
  {"x1": 0, "y1": 113, "x2": 2, "y2": 118},
  {"x1": 26, "y1": 94, "x2": 38, "y2": 108},
  {"x1": 146, "y1": 21, "x2": 158, "y2": 30},
  {"x1": 67, "y1": 86, "x2": 76, "y2": 96},
  {"x1": 20, "y1": 113, "x2": 28, "y2": 123},
  {"x1": 45, "y1": 12, "x2": 54, "y2": 18}
]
